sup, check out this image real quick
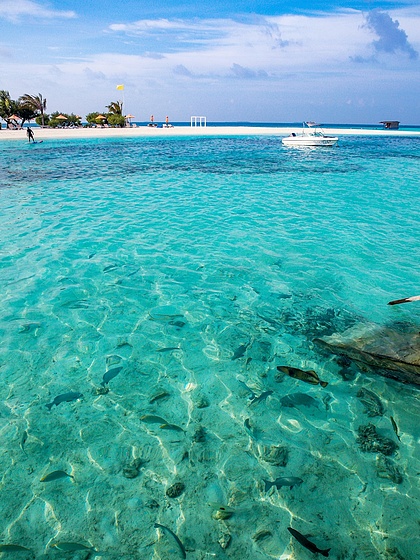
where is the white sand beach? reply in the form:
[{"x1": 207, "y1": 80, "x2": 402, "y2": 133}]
[{"x1": 1, "y1": 125, "x2": 420, "y2": 141}]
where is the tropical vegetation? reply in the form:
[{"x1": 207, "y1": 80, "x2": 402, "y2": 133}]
[
  {"x1": 85, "y1": 101, "x2": 125, "y2": 127},
  {"x1": 46, "y1": 112, "x2": 81, "y2": 128},
  {"x1": 106, "y1": 100, "x2": 123, "y2": 115},
  {"x1": 0, "y1": 90, "x2": 18, "y2": 127},
  {"x1": 86, "y1": 112, "x2": 104, "y2": 126},
  {"x1": 19, "y1": 93, "x2": 47, "y2": 127},
  {"x1": 0, "y1": 91, "x2": 129, "y2": 128},
  {"x1": 0, "y1": 90, "x2": 43, "y2": 128},
  {"x1": 108, "y1": 100, "x2": 125, "y2": 126}
]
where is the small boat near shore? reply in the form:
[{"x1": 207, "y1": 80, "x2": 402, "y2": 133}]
[{"x1": 282, "y1": 122, "x2": 338, "y2": 147}]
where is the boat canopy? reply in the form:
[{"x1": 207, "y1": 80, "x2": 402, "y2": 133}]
[{"x1": 380, "y1": 121, "x2": 400, "y2": 129}]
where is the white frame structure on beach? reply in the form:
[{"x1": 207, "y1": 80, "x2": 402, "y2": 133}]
[{"x1": 190, "y1": 116, "x2": 207, "y2": 127}]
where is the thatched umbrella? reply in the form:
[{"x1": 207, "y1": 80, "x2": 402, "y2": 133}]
[{"x1": 125, "y1": 114, "x2": 135, "y2": 125}]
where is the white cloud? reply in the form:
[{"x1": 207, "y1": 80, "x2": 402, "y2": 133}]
[
  {"x1": 109, "y1": 19, "x2": 191, "y2": 34},
  {"x1": 3, "y1": 7, "x2": 420, "y2": 122},
  {"x1": 9, "y1": 9, "x2": 420, "y2": 83},
  {"x1": 105, "y1": 11, "x2": 380, "y2": 73},
  {"x1": 0, "y1": 0, "x2": 76, "y2": 22}
]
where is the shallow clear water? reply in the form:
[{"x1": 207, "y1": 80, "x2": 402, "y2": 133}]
[{"x1": 0, "y1": 134, "x2": 419, "y2": 559}]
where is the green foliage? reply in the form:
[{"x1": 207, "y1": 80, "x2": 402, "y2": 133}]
[
  {"x1": 86, "y1": 112, "x2": 103, "y2": 125},
  {"x1": 67, "y1": 113, "x2": 81, "y2": 125},
  {"x1": 17, "y1": 105, "x2": 37, "y2": 125},
  {"x1": 0, "y1": 91, "x2": 45, "y2": 126},
  {"x1": 36, "y1": 115, "x2": 50, "y2": 127},
  {"x1": 106, "y1": 100, "x2": 123, "y2": 115},
  {"x1": 42, "y1": 112, "x2": 81, "y2": 128},
  {"x1": 47, "y1": 111, "x2": 64, "y2": 128},
  {"x1": 107, "y1": 113, "x2": 125, "y2": 127},
  {"x1": 19, "y1": 93, "x2": 47, "y2": 126},
  {"x1": 0, "y1": 90, "x2": 131, "y2": 128},
  {"x1": 0, "y1": 90, "x2": 18, "y2": 124}
]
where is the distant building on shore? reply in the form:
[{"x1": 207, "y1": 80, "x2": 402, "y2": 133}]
[{"x1": 380, "y1": 120, "x2": 400, "y2": 129}]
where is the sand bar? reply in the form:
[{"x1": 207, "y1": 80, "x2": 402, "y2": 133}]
[{"x1": 1, "y1": 125, "x2": 420, "y2": 142}]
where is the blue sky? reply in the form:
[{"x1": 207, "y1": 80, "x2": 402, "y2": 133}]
[{"x1": 1, "y1": 1, "x2": 419, "y2": 123}]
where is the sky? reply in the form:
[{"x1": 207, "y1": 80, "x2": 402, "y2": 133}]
[{"x1": 1, "y1": 0, "x2": 419, "y2": 123}]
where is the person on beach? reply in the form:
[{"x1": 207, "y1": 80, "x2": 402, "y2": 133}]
[{"x1": 27, "y1": 127, "x2": 35, "y2": 142}]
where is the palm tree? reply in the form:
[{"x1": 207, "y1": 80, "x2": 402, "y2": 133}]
[
  {"x1": 106, "y1": 100, "x2": 123, "y2": 115},
  {"x1": 19, "y1": 93, "x2": 47, "y2": 127},
  {"x1": 17, "y1": 104, "x2": 37, "y2": 127},
  {"x1": 0, "y1": 90, "x2": 17, "y2": 127}
]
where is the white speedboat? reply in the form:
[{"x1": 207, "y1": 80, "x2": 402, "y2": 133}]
[{"x1": 282, "y1": 122, "x2": 338, "y2": 147}]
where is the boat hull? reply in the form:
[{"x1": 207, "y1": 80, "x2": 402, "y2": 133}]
[{"x1": 282, "y1": 135, "x2": 338, "y2": 147}]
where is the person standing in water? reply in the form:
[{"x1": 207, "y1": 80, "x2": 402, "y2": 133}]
[{"x1": 27, "y1": 127, "x2": 35, "y2": 142}]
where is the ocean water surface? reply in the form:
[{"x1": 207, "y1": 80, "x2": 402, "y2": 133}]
[{"x1": 0, "y1": 133, "x2": 419, "y2": 559}]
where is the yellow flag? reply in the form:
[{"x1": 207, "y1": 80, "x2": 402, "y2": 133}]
[{"x1": 116, "y1": 84, "x2": 124, "y2": 90}]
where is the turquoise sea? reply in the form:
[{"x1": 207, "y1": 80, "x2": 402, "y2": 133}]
[{"x1": 0, "y1": 132, "x2": 419, "y2": 559}]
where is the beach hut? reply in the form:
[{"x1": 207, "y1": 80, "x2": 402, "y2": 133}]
[
  {"x1": 125, "y1": 114, "x2": 135, "y2": 127},
  {"x1": 380, "y1": 121, "x2": 400, "y2": 130}
]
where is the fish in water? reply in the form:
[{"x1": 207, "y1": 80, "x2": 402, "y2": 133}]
[
  {"x1": 46, "y1": 391, "x2": 83, "y2": 410},
  {"x1": 390, "y1": 416, "x2": 401, "y2": 442},
  {"x1": 388, "y1": 295, "x2": 420, "y2": 305},
  {"x1": 154, "y1": 522, "x2": 186, "y2": 559},
  {"x1": 264, "y1": 477, "x2": 303, "y2": 491},
  {"x1": 61, "y1": 299, "x2": 89, "y2": 309},
  {"x1": 237, "y1": 378, "x2": 257, "y2": 400},
  {"x1": 356, "y1": 388, "x2": 384, "y2": 417},
  {"x1": 40, "y1": 470, "x2": 74, "y2": 482},
  {"x1": 20, "y1": 430, "x2": 28, "y2": 452},
  {"x1": 249, "y1": 390, "x2": 273, "y2": 406},
  {"x1": 156, "y1": 347, "x2": 181, "y2": 353},
  {"x1": 280, "y1": 393, "x2": 318, "y2": 408},
  {"x1": 141, "y1": 414, "x2": 169, "y2": 424},
  {"x1": 168, "y1": 319, "x2": 186, "y2": 328},
  {"x1": 277, "y1": 366, "x2": 328, "y2": 388},
  {"x1": 126, "y1": 267, "x2": 140, "y2": 277},
  {"x1": 231, "y1": 342, "x2": 250, "y2": 360},
  {"x1": 159, "y1": 423, "x2": 185, "y2": 433},
  {"x1": 287, "y1": 527, "x2": 330, "y2": 557},
  {"x1": 101, "y1": 366, "x2": 123, "y2": 387},
  {"x1": 50, "y1": 542, "x2": 97, "y2": 553},
  {"x1": 149, "y1": 391, "x2": 170, "y2": 404},
  {"x1": 209, "y1": 503, "x2": 235, "y2": 520},
  {"x1": 244, "y1": 418, "x2": 256, "y2": 439},
  {"x1": 19, "y1": 322, "x2": 41, "y2": 333},
  {"x1": 0, "y1": 544, "x2": 31, "y2": 552},
  {"x1": 103, "y1": 264, "x2": 119, "y2": 273}
]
